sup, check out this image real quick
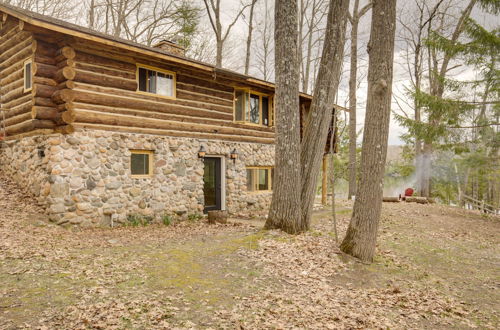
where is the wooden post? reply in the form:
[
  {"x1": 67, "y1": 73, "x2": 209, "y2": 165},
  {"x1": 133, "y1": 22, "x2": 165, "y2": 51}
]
[{"x1": 322, "y1": 154, "x2": 328, "y2": 205}]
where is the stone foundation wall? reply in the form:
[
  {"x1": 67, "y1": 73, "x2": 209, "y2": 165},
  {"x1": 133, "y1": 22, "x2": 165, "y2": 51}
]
[
  {"x1": 0, "y1": 135, "x2": 52, "y2": 208},
  {"x1": 0, "y1": 129, "x2": 275, "y2": 226}
]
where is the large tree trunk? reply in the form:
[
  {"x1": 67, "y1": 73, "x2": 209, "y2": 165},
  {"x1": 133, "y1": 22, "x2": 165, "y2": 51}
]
[
  {"x1": 299, "y1": 0, "x2": 349, "y2": 229},
  {"x1": 340, "y1": 0, "x2": 397, "y2": 262},
  {"x1": 265, "y1": 0, "x2": 302, "y2": 233}
]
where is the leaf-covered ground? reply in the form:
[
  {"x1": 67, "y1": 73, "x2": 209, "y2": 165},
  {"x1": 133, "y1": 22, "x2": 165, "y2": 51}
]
[{"x1": 0, "y1": 175, "x2": 498, "y2": 329}]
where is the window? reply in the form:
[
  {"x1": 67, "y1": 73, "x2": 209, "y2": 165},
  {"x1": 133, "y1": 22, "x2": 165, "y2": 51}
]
[
  {"x1": 234, "y1": 89, "x2": 273, "y2": 126},
  {"x1": 130, "y1": 150, "x2": 154, "y2": 177},
  {"x1": 23, "y1": 59, "x2": 32, "y2": 92},
  {"x1": 246, "y1": 167, "x2": 274, "y2": 192},
  {"x1": 137, "y1": 65, "x2": 175, "y2": 98}
]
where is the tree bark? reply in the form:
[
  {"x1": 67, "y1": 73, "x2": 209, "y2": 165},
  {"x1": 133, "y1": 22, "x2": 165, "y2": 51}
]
[
  {"x1": 299, "y1": 0, "x2": 349, "y2": 230},
  {"x1": 340, "y1": 0, "x2": 397, "y2": 262},
  {"x1": 265, "y1": 0, "x2": 302, "y2": 234}
]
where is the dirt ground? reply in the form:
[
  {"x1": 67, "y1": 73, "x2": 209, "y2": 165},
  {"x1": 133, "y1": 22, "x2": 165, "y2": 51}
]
[{"x1": 0, "y1": 176, "x2": 498, "y2": 329}]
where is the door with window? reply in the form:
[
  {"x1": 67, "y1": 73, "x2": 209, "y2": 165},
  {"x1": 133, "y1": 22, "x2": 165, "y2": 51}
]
[{"x1": 203, "y1": 157, "x2": 222, "y2": 212}]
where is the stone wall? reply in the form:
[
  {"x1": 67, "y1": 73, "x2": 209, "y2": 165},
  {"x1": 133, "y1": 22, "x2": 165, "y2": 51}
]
[
  {"x1": 0, "y1": 129, "x2": 275, "y2": 227},
  {"x1": 0, "y1": 135, "x2": 52, "y2": 208}
]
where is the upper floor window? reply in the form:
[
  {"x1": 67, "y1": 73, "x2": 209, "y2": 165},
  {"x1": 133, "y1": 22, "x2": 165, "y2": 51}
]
[
  {"x1": 137, "y1": 65, "x2": 175, "y2": 98},
  {"x1": 235, "y1": 89, "x2": 273, "y2": 126},
  {"x1": 23, "y1": 59, "x2": 32, "y2": 93}
]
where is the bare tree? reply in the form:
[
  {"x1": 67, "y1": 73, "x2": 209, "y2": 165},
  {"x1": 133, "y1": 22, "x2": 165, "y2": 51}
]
[
  {"x1": 244, "y1": 0, "x2": 258, "y2": 75},
  {"x1": 254, "y1": 0, "x2": 274, "y2": 80},
  {"x1": 340, "y1": 0, "x2": 397, "y2": 262},
  {"x1": 265, "y1": 0, "x2": 302, "y2": 233},
  {"x1": 203, "y1": 0, "x2": 250, "y2": 68},
  {"x1": 299, "y1": 0, "x2": 349, "y2": 229},
  {"x1": 298, "y1": 0, "x2": 329, "y2": 93},
  {"x1": 347, "y1": 0, "x2": 371, "y2": 200}
]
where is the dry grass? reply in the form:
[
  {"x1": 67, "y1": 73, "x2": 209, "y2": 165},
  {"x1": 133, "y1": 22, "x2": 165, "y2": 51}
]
[{"x1": 0, "y1": 175, "x2": 498, "y2": 329}]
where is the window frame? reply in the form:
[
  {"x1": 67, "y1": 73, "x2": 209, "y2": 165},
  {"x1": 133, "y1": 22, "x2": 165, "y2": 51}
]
[
  {"x1": 246, "y1": 166, "x2": 274, "y2": 192},
  {"x1": 130, "y1": 149, "x2": 154, "y2": 178},
  {"x1": 136, "y1": 64, "x2": 176, "y2": 99},
  {"x1": 23, "y1": 58, "x2": 33, "y2": 93},
  {"x1": 234, "y1": 88, "x2": 274, "y2": 127}
]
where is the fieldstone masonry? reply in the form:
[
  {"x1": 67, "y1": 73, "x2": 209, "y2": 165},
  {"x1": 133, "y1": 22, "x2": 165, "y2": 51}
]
[{"x1": 0, "y1": 129, "x2": 274, "y2": 227}]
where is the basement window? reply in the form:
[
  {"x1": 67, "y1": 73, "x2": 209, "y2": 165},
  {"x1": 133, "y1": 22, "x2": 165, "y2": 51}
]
[
  {"x1": 137, "y1": 65, "x2": 176, "y2": 98},
  {"x1": 130, "y1": 150, "x2": 154, "y2": 177},
  {"x1": 246, "y1": 167, "x2": 274, "y2": 192},
  {"x1": 235, "y1": 89, "x2": 273, "y2": 126},
  {"x1": 23, "y1": 59, "x2": 33, "y2": 93}
]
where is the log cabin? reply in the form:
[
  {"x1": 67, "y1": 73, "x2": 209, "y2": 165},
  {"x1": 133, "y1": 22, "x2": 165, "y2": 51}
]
[{"x1": 0, "y1": 3, "x2": 341, "y2": 226}]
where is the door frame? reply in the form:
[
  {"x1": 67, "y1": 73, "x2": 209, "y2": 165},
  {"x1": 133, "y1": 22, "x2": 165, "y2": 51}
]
[{"x1": 203, "y1": 155, "x2": 226, "y2": 211}]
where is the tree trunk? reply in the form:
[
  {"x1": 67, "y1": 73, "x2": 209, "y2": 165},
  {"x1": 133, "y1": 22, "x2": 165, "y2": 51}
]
[
  {"x1": 244, "y1": 0, "x2": 257, "y2": 75},
  {"x1": 420, "y1": 141, "x2": 432, "y2": 197},
  {"x1": 340, "y1": 0, "x2": 397, "y2": 262},
  {"x1": 265, "y1": 0, "x2": 302, "y2": 233},
  {"x1": 299, "y1": 0, "x2": 349, "y2": 230},
  {"x1": 347, "y1": 0, "x2": 360, "y2": 200}
]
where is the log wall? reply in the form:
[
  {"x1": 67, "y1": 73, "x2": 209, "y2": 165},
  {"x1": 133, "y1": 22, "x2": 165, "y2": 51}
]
[
  {"x1": 0, "y1": 17, "x2": 46, "y2": 137},
  {"x1": 1, "y1": 19, "x2": 311, "y2": 143}
]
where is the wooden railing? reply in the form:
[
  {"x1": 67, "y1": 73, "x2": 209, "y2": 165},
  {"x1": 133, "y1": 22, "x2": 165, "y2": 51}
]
[{"x1": 460, "y1": 194, "x2": 500, "y2": 215}]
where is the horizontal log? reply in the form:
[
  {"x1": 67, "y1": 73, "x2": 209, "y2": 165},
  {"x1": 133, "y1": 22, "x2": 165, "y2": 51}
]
[
  {"x1": 0, "y1": 37, "x2": 31, "y2": 62},
  {"x1": 72, "y1": 90, "x2": 232, "y2": 120},
  {"x1": 176, "y1": 72, "x2": 234, "y2": 94},
  {"x1": 3, "y1": 94, "x2": 31, "y2": 110},
  {"x1": 176, "y1": 81, "x2": 234, "y2": 101},
  {"x1": 33, "y1": 39, "x2": 56, "y2": 58},
  {"x1": 52, "y1": 89, "x2": 75, "y2": 104},
  {"x1": 5, "y1": 119, "x2": 55, "y2": 135},
  {"x1": 1, "y1": 111, "x2": 31, "y2": 127},
  {"x1": 74, "y1": 102, "x2": 274, "y2": 133},
  {"x1": 56, "y1": 46, "x2": 76, "y2": 60},
  {"x1": 33, "y1": 76, "x2": 57, "y2": 87},
  {"x1": 74, "y1": 61, "x2": 136, "y2": 80},
  {"x1": 54, "y1": 125, "x2": 75, "y2": 134},
  {"x1": 0, "y1": 25, "x2": 20, "y2": 48},
  {"x1": 0, "y1": 100, "x2": 32, "y2": 119},
  {"x1": 54, "y1": 66, "x2": 76, "y2": 82},
  {"x1": 0, "y1": 29, "x2": 30, "y2": 52},
  {"x1": 33, "y1": 62, "x2": 56, "y2": 79},
  {"x1": 73, "y1": 123, "x2": 274, "y2": 144},
  {"x1": 73, "y1": 83, "x2": 233, "y2": 114},
  {"x1": 0, "y1": 66, "x2": 23, "y2": 86},
  {"x1": 74, "y1": 69, "x2": 137, "y2": 91},
  {"x1": 34, "y1": 53, "x2": 56, "y2": 65},
  {"x1": 1, "y1": 85, "x2": 25, "y2": 104},
  {"x1": 74, "y1": 50, "x2": 136, "y2": 72},
  {"x1": 31, "y1": 106, "x2": 58, "y2": 120},
  {"x1": 1, "y1": 56, "x2": 25, "y2": 77},
  {"x1": 0, "y1": 40, "x2": 33, "y2": 69},
  {"x1": 56, "y1": 59, "x2": 75, "y2": 69},
  {"x1": 405, "y1": 197, "x2": 429, "y2": 204},
  {"x1": 57, "y1": 102, "x2": 75, "y2": 112},
  {"x1": 34, "y1": 96, "x2": 56, "y2": 108},
  {"x1": 61, "y1": 110, "x2": 76, "y2": 124},
  {"x1": 383, "y1": 197, "x2": 400, "y2": 202},
  {"x1": 73, "y1": 109, "x2": 274, "y2": 139},
  {"x1": 33, "y1": 84, "x2": 57, "y2": 99},
  {"x1": 176, "y1": 88, "x2": 233, "y2": 107},
  {"x1": 57, "y1": 80, "x2": 75, "y2": 90},
  {"x1": 1, "y1": 76, "x2": 23, "y2": 94}
]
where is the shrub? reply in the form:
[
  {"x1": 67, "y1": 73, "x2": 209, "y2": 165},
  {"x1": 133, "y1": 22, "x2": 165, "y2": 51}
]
[
  {"x1": 126, "y1": 214, "x2": 154, "y2": 227},
  {"x1": 161, "y1": 215, "x2": 173, "y2": 226},
  {"x1": 187, "y1": 213, "x2": 203, "y2": 222}
]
